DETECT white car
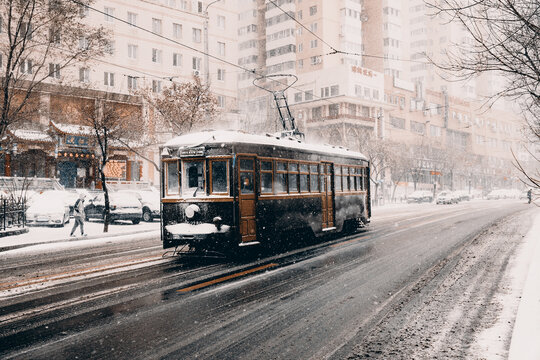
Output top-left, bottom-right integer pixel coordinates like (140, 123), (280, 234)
(436, 191), (459, 204)
(118, 189), (160, 222)
(26, 192), (70, 227)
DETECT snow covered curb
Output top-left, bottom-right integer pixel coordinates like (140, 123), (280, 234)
(508, 211), (540, 360)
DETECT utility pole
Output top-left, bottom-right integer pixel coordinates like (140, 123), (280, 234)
(204, 0), (221, 84)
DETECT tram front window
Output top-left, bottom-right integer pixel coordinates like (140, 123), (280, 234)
(183, 160), (205, 197)
(166, 161), (179, 195)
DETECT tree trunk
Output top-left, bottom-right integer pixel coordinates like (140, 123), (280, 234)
(100, 169), (110, 233)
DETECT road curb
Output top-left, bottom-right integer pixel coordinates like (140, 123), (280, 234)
(0, 228), (158, 253)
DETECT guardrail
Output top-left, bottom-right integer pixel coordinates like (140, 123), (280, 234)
(0, 199), (25, 232)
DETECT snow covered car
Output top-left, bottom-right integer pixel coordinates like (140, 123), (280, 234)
(25, 192), (70, 227)
(118, 189), (160, 222)
(436, 191), (459, 204)
(487, 189), (503, 200)
(85, 192), (143, 224)
(454, 190), (471, 201)
(407, 190), (433, 203)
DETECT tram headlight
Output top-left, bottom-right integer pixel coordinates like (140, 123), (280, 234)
(185, 204), (200, 219)
(213, 216), (223, 231)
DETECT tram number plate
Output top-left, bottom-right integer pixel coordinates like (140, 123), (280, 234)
(180, 147), (205, 157)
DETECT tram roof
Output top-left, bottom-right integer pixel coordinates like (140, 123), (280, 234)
(163, 130), (368, 160)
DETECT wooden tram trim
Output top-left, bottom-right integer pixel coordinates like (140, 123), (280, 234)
(163, 159), (180, 197)
(162, 197), (233, 203)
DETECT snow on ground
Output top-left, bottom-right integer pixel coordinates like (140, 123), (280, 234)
(0, 219), (160, 251)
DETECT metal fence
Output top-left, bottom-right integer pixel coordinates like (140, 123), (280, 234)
(0, 198), (25, 232)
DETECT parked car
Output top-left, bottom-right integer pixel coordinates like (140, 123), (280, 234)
(407, 190), (433, 203)
(436, 191), (459, 204)
(26, 192), (70, 227)
(118, 189), (160, 222)
(487, 189), (504, 200)
(85, 192), (143, 224)
(454, 190), (471, 201)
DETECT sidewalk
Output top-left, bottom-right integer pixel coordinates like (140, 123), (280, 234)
(0, 220), (160, 252)
(508, 210), (540, 360)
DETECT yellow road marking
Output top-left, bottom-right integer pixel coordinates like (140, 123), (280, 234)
(177, 263), (278, 293)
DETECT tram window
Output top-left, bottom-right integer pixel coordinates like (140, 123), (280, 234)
(240, 158), (254, 171)
(347, 167), (353, 191)
(184, 160), (204, 195)
(310, 164), (319, 192)
(335, 166), (342, 192)
(240, 172), (254, 194)
(166, 161), (179, 195)
(260, 160), (273, 194)
(299, 164), (309, 192)
(276, 161), (287, 193)
(211, 160), (228, 194)
(288, 163), (299, 193)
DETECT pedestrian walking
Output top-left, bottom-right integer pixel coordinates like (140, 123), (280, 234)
(70, 193), (87, 237)
(527, 189), (532, 204)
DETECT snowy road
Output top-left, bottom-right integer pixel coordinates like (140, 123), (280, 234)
(0, 200), (535, 359)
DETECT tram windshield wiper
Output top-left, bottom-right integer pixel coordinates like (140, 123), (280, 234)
(193, 187), (198, 197)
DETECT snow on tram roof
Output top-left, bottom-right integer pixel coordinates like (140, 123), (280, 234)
(164, 130), (367, 160)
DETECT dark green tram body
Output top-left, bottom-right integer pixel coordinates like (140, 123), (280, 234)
(160, 131), (370, 252)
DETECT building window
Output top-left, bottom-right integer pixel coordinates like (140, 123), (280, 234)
(330, 85), (339, 96)
(192, 28), (201, 43)
(79, 5), (89, 18)
(49, 63), (60, 79)
(217, 95), (225, 108)
(127, 12), (137, 26)
(310, 22), (317, 32)
(310, 56), (320, 65)
(104, 7), (114, 22)
(294, 92), (302, 102)
(329, 104), (339, 117)
(78, 36), (88, 50)
(217, 68), (225, 81)
(173, 53), (182, 67)
(192, 57), (201, 70)
(152, 48), (162, 63)
(310, 39), (317, 48)
(103, 72), (114, 86)
(49, 28), (61, 44)
(298, 43), (303, 52)
(105, 41), (115, 55)
(218, 41), (226, 56)
(309, 5), (317, 16)
(217, 15), (225, 29)
(297, 59), (304, 69)
(152, 80), (162, 93)
(305, 90), (313, 101)
(21, 22), (32, 40)
(152, 18), (162, 34)
(127, 76), (138, 90)
(173, 23), (182, 38)
(127, 44), (138, 59)
(20, 59), (33, 74)
(79, 67), (89, 83)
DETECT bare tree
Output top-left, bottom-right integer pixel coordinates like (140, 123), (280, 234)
(139, 75), (217, 136)
(427, 0), (540, 190)
(132, 75), (218, 170)
(356, 133), (393, 205)
(0, 0), (108, 138)
(78, 99), (140, 232)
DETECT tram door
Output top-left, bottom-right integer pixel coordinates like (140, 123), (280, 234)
(238, 157), (257, 242)
(321, 162), (335, 229)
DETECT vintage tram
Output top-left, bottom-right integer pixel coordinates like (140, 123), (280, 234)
(160, 130), (370, 253)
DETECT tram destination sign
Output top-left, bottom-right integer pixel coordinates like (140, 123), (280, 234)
(179, 146), (205, 157)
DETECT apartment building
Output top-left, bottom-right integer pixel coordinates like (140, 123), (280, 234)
(236, 0), (525, 196)
(1, 0), (239, 188)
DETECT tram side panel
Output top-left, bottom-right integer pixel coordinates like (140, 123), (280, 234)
(256, 196), (321, 243)
(162, 201), (235, 249)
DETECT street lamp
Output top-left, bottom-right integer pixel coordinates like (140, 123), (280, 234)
(204, 0), (221, 84)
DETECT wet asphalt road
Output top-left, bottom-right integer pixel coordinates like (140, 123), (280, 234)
(0, 200), (532, 359)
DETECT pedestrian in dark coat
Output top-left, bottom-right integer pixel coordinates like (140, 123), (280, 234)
(70, 193), (87, 237)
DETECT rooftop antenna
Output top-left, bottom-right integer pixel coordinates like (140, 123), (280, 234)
(253, 74), (304, 141)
